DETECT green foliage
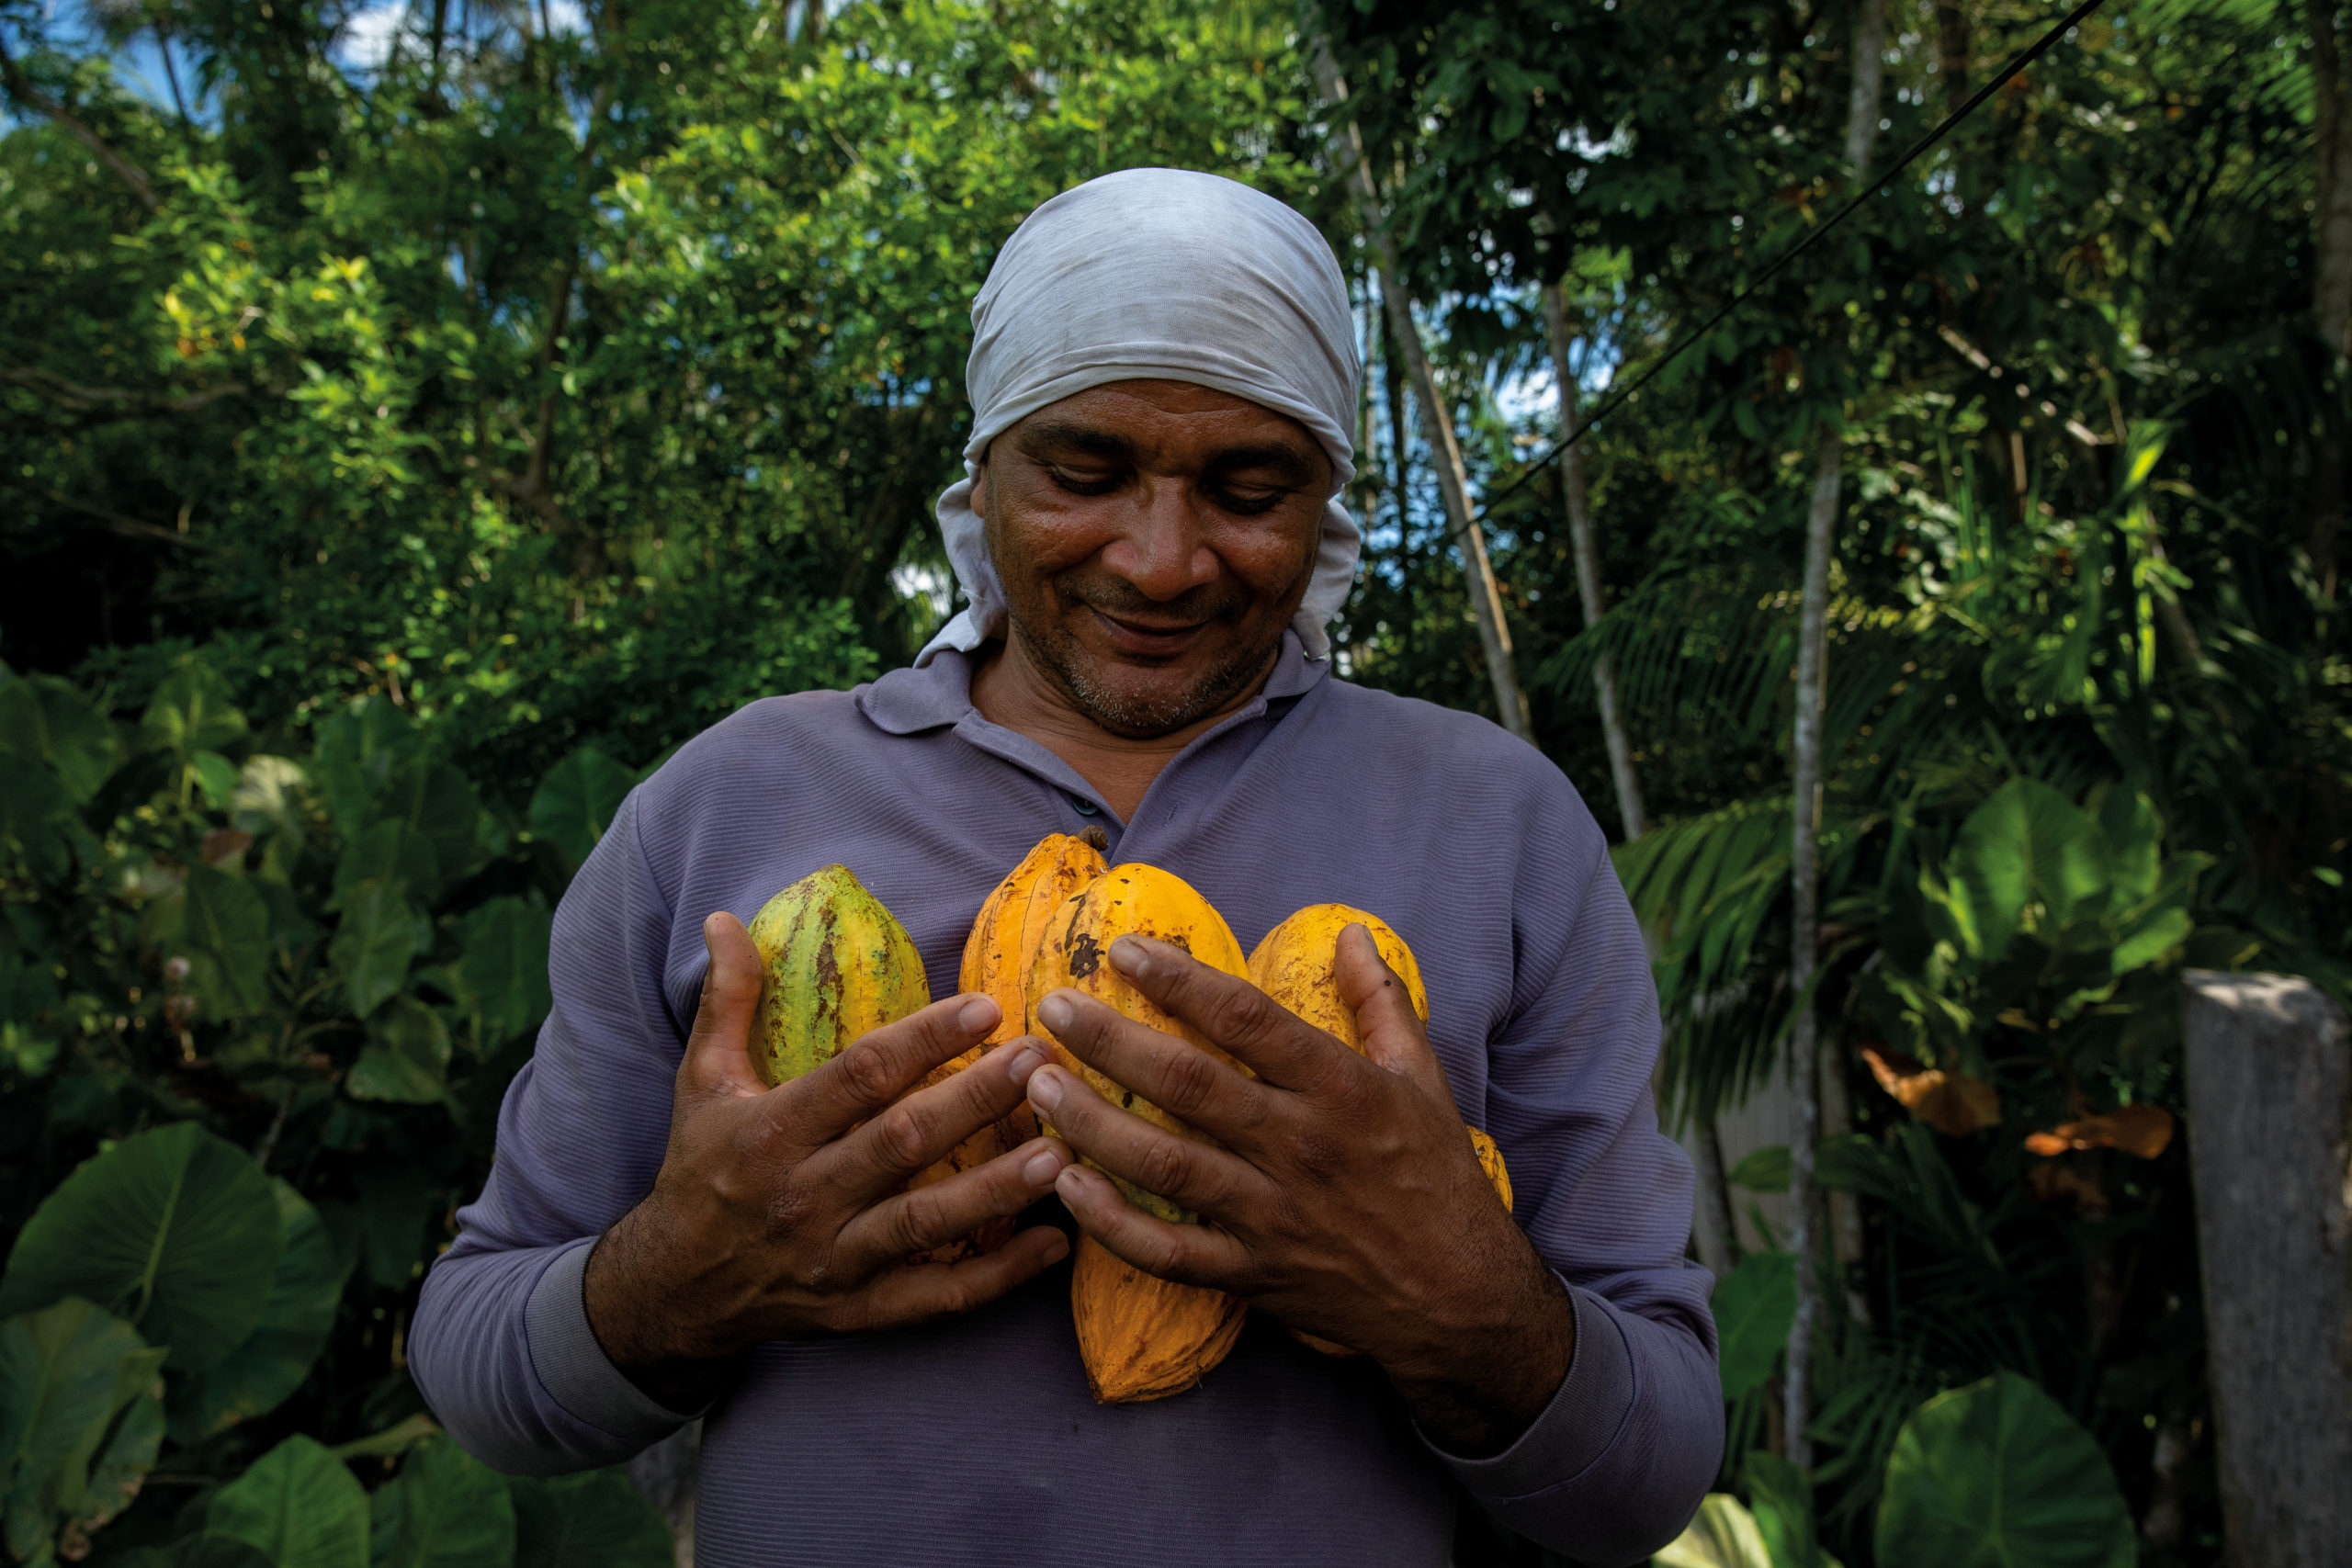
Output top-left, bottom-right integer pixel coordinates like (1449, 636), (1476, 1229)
(209, 1435), (370, 1568)
(0, 1124), (282, 1374)
(0, 1298), (166, 1565)
(1711, 1252), (1799, 1404)
(1875, 1373), (2135, 1568)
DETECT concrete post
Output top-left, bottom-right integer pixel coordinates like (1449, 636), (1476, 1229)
(2180, 971), (2352, 1568)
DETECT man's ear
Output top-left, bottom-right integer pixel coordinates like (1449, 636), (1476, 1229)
(969, 458), (988, 521)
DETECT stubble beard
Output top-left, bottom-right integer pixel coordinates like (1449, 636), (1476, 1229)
(1006, 582), (1291, 739)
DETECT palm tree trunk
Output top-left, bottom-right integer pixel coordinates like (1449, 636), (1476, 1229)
(1311, 43), (1532, 739)
(1786, 0), (1885, 1472)
(1539, 282), (1646, 838)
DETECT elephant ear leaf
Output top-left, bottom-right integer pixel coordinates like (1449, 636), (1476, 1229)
(1875, 1371), (2134, 1568)
(209, 1435), (368, 1568)
(374, 1435), (514, 1568)
(0, 1122), (282, 1372)
(0, 1298), (167, 1565)
(526, 748), (636, 883)
(508, 1469), (674, 1568)
(169, 1181), (350, 1441)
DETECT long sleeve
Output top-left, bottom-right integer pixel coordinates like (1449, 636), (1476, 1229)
(1427, 773), (1724, 1564)
(409, 790), (704, 1474)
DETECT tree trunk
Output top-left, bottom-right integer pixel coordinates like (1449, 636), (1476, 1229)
(1540, 281), (1646, 839)
(2308, 0), (2352, 594)
(1933, 0), (1970, 115)
(1311, 44), (1532, 740)
(1786, 0), (1886, 1471)
(2180, 972), (2352, 1568)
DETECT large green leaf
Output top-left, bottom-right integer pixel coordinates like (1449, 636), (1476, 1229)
(1874, 1371), (2135, 1568)
(0, 1122), (283, 1372)
(1712, 1252), (1798, 1403)
(1654, 1495), (1774, 1568)
(0, 677), (119, 805)
(460, 897), (553, 1048)
(141, 666), (249, 760)
(1951, 781), (2111, 953)
(347, 998), (451, 1104)
(169, 1181), (350, 1441)
(116, 1536), (276, 1568)
(527, 748), (636, 880)
(508, 1470), (675, 1568)
(332, 878), (418, 1020)
(181, 864), (274, 1020)
(372, 1436), (515, 1568)
(0, 1298), (168, 1565)
(1747, 1451), (1840, 1568)
(209, 1435), (368, 1568)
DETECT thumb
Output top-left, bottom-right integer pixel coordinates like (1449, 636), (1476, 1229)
(680, 911), (766, 1098)
(1334, 922), (1454, 1110)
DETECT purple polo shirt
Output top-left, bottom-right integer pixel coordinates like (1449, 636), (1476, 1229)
(410, 635), (1722, 1568)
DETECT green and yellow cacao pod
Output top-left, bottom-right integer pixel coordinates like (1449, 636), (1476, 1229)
(747, 863), (930, 1089)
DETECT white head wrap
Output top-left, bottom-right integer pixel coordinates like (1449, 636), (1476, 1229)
(915, 167), (1363, 665)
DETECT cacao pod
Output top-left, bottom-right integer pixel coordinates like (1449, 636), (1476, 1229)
(905, 831), (1113, 1263)
(1246, 903), (1513, 1358)
(1031, 862), (1249, 1403)
(747, 863), (929, 1088)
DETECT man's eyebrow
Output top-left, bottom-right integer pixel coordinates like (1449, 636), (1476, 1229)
(1018, 421), (1135, 461)
(1200, 442), (1320, 485)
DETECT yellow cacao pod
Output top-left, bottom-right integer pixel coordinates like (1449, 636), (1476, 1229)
(904, 832), (1113, 1263)
(1069, 1235), (1246, 1407)
(747, 864), (929, 1088)
(1031, 862), (1250, 1403)
(1247, 904), (1513, 1358)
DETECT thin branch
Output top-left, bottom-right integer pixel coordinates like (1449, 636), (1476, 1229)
(0, 365), (249, 418)
(0, 34), (162, 211)
(3, 475), (214, 548)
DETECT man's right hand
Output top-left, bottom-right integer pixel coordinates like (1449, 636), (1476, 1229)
(582, 911), (1073, 1406)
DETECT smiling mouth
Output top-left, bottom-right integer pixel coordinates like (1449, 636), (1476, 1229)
(1086, 606), (1212, 656)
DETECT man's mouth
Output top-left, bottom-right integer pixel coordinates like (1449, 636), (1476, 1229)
(1085, 605), (1211, 657)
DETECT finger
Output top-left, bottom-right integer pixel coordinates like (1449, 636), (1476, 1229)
(838, 1134), (1072, 1268)
(1034, 987), (1271, 1144)
(845, 1224), (1073, 1332)
(1103, 935), (1356, 1094)
(679, 912), (767, 1099)
(1053, 1163), (1252, 1290)
(1024, 1059), (1259, 1221)
(772, 992), (1003, 1147)
(1334, 923), (1455, 1106)
(806, 1032), (1047, 1201)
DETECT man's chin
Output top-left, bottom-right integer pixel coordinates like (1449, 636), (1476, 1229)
(1034, 630), (1282, 739)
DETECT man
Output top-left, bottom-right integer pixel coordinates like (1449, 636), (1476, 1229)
(411, 168), (1722, 1567)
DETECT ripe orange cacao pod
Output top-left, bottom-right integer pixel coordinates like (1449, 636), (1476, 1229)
(1246, 903), (1514, 1358)
(903, 831), (1113, 1263)
(1031, 862), (1250, 1403)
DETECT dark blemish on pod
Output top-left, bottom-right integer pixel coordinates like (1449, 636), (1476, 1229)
(1069, 930), (1103, 978)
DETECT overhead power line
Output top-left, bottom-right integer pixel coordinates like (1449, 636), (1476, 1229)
(1470, 0), (2111, 525)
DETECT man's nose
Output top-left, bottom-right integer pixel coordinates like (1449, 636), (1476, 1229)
(1100, 477), (1217, 602)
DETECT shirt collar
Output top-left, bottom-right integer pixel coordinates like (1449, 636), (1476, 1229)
(856, 629), (1329, 738)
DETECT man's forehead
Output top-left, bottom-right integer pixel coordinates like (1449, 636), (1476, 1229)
(1001, 381), (1326, 473)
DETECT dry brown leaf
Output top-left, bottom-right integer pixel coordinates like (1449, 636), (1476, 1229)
(1861, 1045), (2002, 1136)
(2022, 1105), (2175, 1160)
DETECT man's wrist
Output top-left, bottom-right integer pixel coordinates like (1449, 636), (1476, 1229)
(1378, 1263), (1577, 1458)
(582, 1205), (744, 1409)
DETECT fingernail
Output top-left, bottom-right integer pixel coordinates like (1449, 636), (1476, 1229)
(1037, 992), (1072, 1032)
(1109, 936), (1148, 976)
(1055, 1165), (1087, 1198)
(1043, 1232), (1070, 1264)
(1023, 1147), (1064, 1185)
(1003, 1041), (1046, 1080)
(957, 996), (998, 1033)
(1028, 1067), (1065, 1112)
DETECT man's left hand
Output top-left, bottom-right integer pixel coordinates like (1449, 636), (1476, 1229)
(1028, 923), (1575, 1455)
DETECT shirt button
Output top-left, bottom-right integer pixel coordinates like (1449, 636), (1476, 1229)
(1068, 795), (1100, 817)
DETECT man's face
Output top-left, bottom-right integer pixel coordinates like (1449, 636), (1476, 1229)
(972, 379), (1332, 739)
